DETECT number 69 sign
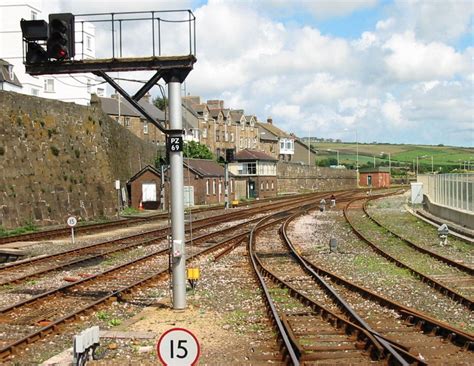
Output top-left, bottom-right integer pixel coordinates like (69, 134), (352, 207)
(157, 328), (200, 366)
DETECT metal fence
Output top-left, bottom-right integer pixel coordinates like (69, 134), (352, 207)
(418, 174), (473, 212)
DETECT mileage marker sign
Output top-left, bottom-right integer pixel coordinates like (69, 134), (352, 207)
(157, 328), (200, 366)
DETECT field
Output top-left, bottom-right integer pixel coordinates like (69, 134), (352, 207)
(310, 142), (473, 173)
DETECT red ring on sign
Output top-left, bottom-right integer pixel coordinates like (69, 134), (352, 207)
(157, 327), (200, 366)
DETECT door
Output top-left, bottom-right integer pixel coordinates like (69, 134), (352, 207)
(248, 180), (257, 198)
(184, 186), (194, 208)
(367, 175), (372, 186)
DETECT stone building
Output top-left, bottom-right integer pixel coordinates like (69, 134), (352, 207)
(0, 59), (22, 92)
(228, 149), (278, 199)
(94, 94), (166, 146)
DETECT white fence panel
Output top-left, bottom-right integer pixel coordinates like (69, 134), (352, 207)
(418, 174), (473, 212)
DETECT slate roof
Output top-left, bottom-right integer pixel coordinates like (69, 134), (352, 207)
(257, 124), (279, 142)
(127, 165), (161, 183)
(259, 121), (291, 138)
(0, 59), (22, 87)
(99, 96), (165, 122)
(184, 159), (232, 177)
(234, 149), (277, 161)
(209, 108), (222, 119)
(230, 109), (244, 122)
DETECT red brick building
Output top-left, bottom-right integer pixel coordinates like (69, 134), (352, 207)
(358, 167), (391, 188)
(127, 165), (162, 210)
(127, 160), (238, 209)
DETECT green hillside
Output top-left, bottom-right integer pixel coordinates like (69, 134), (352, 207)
(310, 142), (473, 174)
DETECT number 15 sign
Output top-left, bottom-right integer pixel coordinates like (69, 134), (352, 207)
(157, 328), (200, 366)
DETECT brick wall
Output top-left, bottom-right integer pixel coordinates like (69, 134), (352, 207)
(0, 91), (158, 228)
(277, 162), (356, 193)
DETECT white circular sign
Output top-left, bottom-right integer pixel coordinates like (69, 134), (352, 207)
(67, 216), (77, 227)
(157, 328), (200, 366)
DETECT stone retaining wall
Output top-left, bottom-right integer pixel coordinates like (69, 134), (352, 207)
(0, 91), (157, 228)
(277, 162), (357, 193)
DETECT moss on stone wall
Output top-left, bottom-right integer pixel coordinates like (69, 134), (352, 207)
(0, 91), (157, 228)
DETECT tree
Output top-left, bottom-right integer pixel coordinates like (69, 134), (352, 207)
(153, 96), (168, 111)
(183, 141), (214, 159)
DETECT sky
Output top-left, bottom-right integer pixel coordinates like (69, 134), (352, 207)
(44, 0), (473, 147)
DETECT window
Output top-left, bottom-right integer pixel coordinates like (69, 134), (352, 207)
(216, 132), (220, 142)
(230, 180), (233, 193)
(31, 11), (37, 20)
(241, 122), (245, 130)
(260, 182), (264, 190)
(271, 182), (274, 190)
(143, 121), (149, 134)
(124, 117), (130, 127)
(212, 180), (216, 195)
(242, 162), (256, 175)
(224, 132), (228, 142)
(44, 79), (54, 92)
(266, 182), (269, 190)
(218, 182), (222, 195)
(31, 88), (39, 96)
(7, 65), (14, 80)
(86, 35), (92, 51)
(230, 132), (234, 142)
(206, 180), (209, 195)
(202, 128), (207, 138)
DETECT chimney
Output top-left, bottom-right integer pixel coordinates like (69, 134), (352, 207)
(142, 93), (151, 103)
(267, 117), (273, 124)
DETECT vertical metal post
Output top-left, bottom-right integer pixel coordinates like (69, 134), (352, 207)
(224, 162), (229, 209)
(160, 164), (166, 211)
(169, 81), (186, 310)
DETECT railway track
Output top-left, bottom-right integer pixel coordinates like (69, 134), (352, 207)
(344, 196), (474, 310)
(0, 191), (322, 246)
(0, 193), (331, 288)
(0, 190), (345, 361)
(281, 209), (474, 363)
(363, 196), (474, 275)
(247, 196), (473, 364)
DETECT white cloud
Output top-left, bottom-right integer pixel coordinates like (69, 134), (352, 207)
(51, 0), (473, 146)
(382, 31), (467, 81)
(393, 0), (474, 43)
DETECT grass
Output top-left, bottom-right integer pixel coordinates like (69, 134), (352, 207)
(353, 255), (411, 277)
(311, 142), (473, 172)
(0, 222), (38, 238)
(121, 207), (140, 215)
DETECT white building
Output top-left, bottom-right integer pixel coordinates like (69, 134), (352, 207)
(0, 0), (102, 105)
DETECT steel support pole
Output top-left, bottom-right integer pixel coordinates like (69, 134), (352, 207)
(224, 162), (229, 209)
(169, 81), (186, 310)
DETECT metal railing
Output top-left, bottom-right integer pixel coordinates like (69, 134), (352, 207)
(418, 174), (473, 212)
(74, 10), (196, 60)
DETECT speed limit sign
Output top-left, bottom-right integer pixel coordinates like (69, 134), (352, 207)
(157, 328), (200, 366)
(67, 216), (77, 227)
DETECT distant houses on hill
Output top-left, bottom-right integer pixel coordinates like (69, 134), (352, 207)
(93, 94), (318, 166)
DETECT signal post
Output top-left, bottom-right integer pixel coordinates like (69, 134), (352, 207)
(21, 10), (197, 310)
